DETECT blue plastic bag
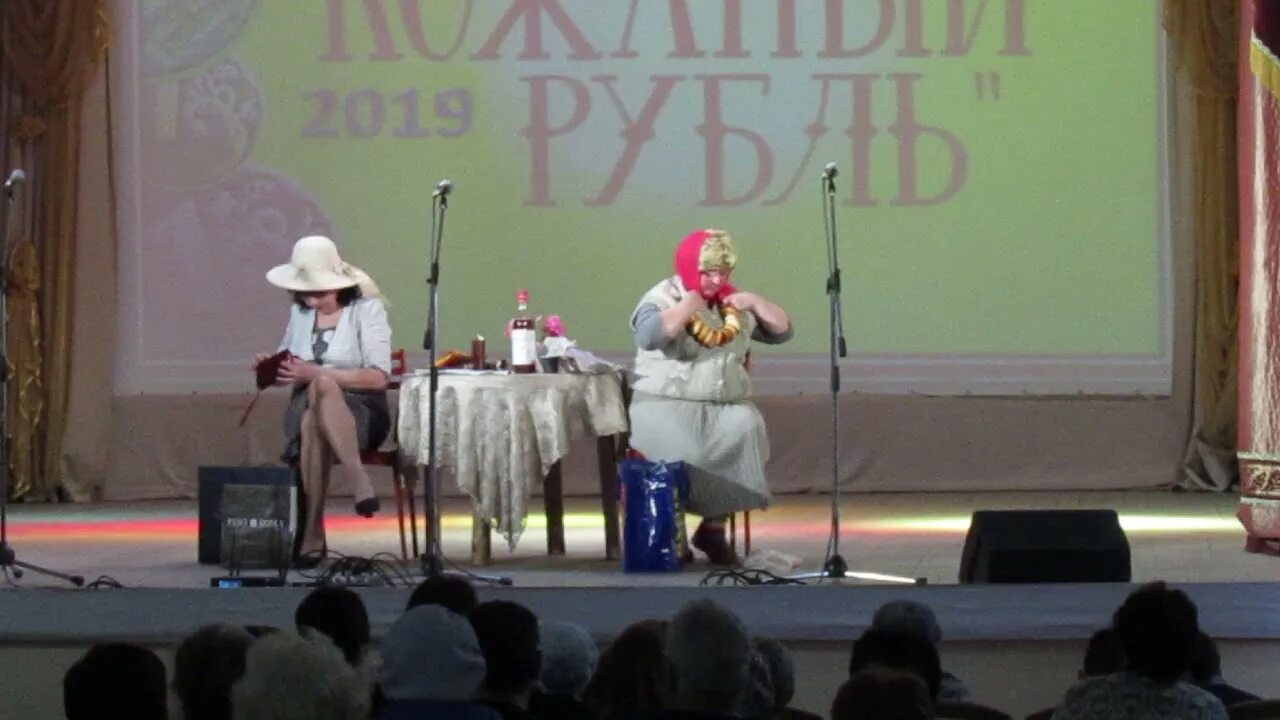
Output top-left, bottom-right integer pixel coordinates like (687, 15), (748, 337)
(620, 458), (688, 573)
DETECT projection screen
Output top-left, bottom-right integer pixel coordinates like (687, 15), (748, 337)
(114, 0), (1169, 395)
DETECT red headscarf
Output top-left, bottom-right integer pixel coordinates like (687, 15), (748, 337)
(674, 229), (737, 303)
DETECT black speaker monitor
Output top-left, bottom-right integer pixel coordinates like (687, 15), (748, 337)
(958, 509), (1131, 584)
(197, 466), (297, 566)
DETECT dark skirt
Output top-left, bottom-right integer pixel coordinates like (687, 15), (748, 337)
(281, 386), (391, 465)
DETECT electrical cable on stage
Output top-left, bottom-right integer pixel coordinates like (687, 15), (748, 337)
(438, 552), (514, 586)
(294, 549), (415, 588)
(85, 575), (125, 589)
(700, 568), (807, 587)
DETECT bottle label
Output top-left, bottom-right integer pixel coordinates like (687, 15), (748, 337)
(511, 328), (537, 366)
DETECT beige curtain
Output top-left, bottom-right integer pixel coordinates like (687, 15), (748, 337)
(1164, 0), (1241, 490)
(0, 1), (109, 500)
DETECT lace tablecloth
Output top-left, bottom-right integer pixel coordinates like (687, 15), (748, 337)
(397, 371), (628, 548)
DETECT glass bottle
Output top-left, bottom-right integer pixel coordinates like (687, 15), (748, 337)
(510, 289), (537, 374)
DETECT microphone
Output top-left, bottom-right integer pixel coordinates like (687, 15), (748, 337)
(432, 179), (453, 197)
(4, 169), (25, 195)
(822, 162), (838, 179)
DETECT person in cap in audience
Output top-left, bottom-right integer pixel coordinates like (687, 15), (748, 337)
(659, 598), (754, 718)
(1052, 582), (1226, 720)
(1028, 627), (1128, 720)
(173, 624), (254, 720)
(530, 620), (600, 720)
(739, 644), (776, 720)
(378, 604), (501, 720)
(870, 599), (971, 702)
(754, 637), (821, 720)
(295, 586), (371, 667)
(470, 600), (543, 720)
(232, 630), (371, 720)
(1080, 627), (1125, 679)
(583, 619), (670, 720)
(848, 627), (942, 704)
(256, 235), (392, 567)
(64, 643), (168, 720)
(831, 665), (934, 720)
(406, 574), (479, 615)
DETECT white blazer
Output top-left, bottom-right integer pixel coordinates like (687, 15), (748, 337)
(276, 297), (392, 375)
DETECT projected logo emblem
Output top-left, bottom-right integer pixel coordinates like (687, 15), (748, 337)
(141, 0), (261, 78)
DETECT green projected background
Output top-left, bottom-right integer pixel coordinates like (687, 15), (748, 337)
(122, 0), (1164, 393)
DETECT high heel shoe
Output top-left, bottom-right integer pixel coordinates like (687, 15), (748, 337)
(355, 497), (380, 518)
(292, 547), (326, 570)
(293, 553), (324, 570)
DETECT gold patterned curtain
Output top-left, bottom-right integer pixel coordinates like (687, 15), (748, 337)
(0, 1), (109, 500)
(1164, 0), (1241, 490)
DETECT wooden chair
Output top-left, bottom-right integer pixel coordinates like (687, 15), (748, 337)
(729, 511), (753, 556)
(934, 701), (1014, 720)
(1230, 700), (1280, 720)
(730, 349), (756, 556)
(357, 348), (421, 560)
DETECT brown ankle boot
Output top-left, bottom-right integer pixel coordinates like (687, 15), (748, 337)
(691, 520), (739, 566)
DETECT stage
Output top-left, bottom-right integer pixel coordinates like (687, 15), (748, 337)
(4, 487), (1280, 647)
(2, 489), (1274, 590)
(3, 489), (1280, 719)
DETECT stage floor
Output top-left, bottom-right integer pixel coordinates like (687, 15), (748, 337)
(2, 489), (1274, 589)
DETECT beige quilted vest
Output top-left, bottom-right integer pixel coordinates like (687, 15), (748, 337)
(630, 276), (754, 403)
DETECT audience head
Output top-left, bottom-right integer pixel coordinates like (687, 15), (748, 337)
(294, 586), (370, 666)
(407, 575), (479, 615)
(231, 630), (370, 720)
(470, 600), (542, 702)
(832, 665), (934, 720)
(663, 598), (753, 714)
(1188, 631), (1223, 685)
(64, 643), (168, 720)
(538, 620), (599, 699)
(848, 627), (942, 702)
(380, 604), (487, 702)
(583, 619), (669, 720)
(871, 600), (943, 646)
(173, 624), (255, 720)
(754, 637), (796, 710)
(1112, 581), (1200, 684)
(1080, 627), (1125, 678)
(739, 645), (776, 719)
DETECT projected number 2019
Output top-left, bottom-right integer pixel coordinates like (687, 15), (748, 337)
(301, 87), (472, 139)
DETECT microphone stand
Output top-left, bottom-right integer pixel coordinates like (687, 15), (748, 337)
(789, 165), (924, 586)
(0, 171), (83, 587)
(418, 181), (510, 585)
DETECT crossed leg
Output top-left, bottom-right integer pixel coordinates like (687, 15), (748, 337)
(296, 376), (377, 557)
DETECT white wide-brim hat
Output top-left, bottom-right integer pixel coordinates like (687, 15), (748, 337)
(266, 235), (381, 298)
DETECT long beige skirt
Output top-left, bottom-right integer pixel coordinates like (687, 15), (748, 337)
(627, 391), (773, 518)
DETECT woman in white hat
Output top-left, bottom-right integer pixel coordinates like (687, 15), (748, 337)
(254, 235), (392, 567)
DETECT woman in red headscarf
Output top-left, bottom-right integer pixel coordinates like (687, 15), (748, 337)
(628, 229), (793, 565)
